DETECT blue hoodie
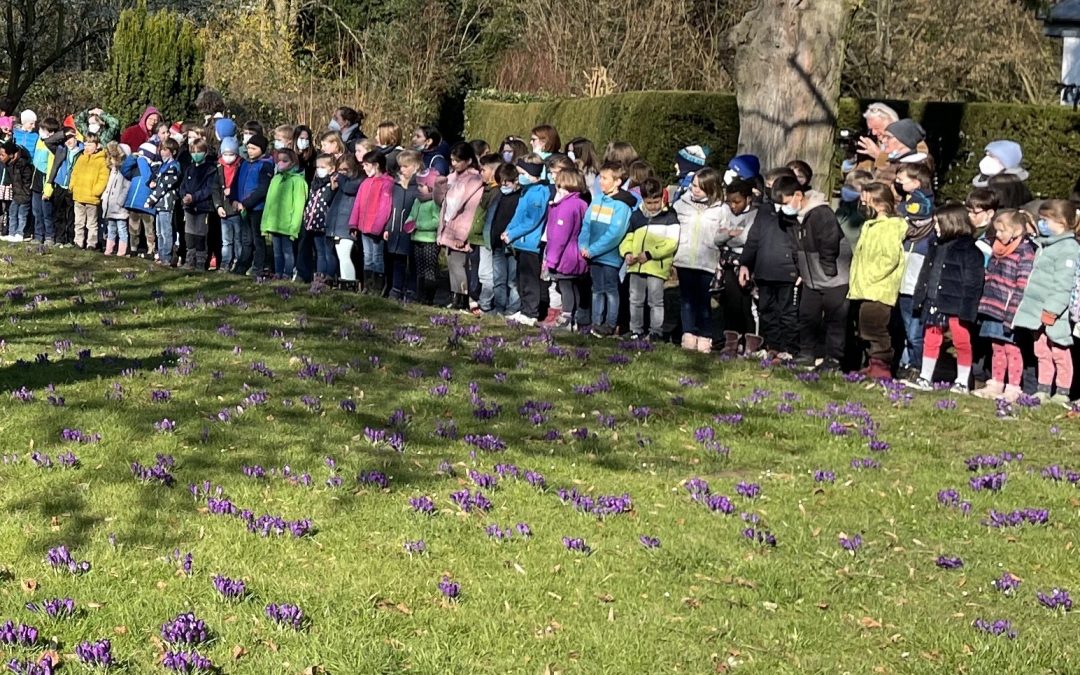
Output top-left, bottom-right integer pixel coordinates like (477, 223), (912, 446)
(578, 190), (634, 268)
(235, 154), (274, 212)
(422, 141), (450, 176)
(503, 182), (551, 254)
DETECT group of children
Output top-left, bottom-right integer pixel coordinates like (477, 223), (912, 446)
(2, 99), (1080, 402)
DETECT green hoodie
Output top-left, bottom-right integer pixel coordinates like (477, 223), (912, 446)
(408, 197), (441, 244)
(262, 169), (308, 238)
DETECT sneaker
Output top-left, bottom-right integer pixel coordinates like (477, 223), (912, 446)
(590, 326), (613, 339)
(515, 315), (536, 327)
(950, 382), (969, 395)
(1049, 393), (1071, 407)
(750, 348), (770, 360)
(905, 377), (933, 391)
(627, 332), (644, 341)
(647, 332), (664, 342)
(793, 354), (817, 368)
(815, 358), (841, 372)
(775, 352), (795, 362)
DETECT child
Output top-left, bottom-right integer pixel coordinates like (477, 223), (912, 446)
(145, 138), (181, 265)
(325, 155), (362, 289)
(232, 134), (274, 276)
(580, 161), (635, 337)
(621, 177), (679, 340)
(671, 145), (709, 203)
(965, 188), (1000, 264)
(437, 143), (485, 311)
(626, 160), (654, 203)
(543, 168), (589, 329)
(180, 139), (217, 270)
(262, 149), (309, 279)
(349, 150), (395, 294)
(122, 142), (159, 258)
(273, 125), (294, 151)
(973, 210), (1037, 401)
(384, 150), (422, 299)
(908, 205), (985, 392)
(408, 169), (442, 304)
(0, 121), (11, 234)
(100, 142), (130, 256)
(502, 155), (553, 326)
(302, 153), (338, 284)
(772, 174), (851, 370)
(1011, 199), (1080, 404)
(714, 179), (759, 356)
(673, 167), (725, 351)
(482, 162), (523, 316)
(466, 153), (503, 313)
(31, 117), (62, 245)
(847, 182), (907, 379)
(786, 160), (812, 190)
(412, 126), (450, 175)
(0, 141), (33, 242)
(69, 133), (108, 250)
(48, 128), (82, 246)
(836, 169), (873, 248)
(895, 163), (934, 223)
(374, 121), (404, 176)
(212, 136), (242, 272)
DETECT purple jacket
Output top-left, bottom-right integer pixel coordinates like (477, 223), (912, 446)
(544, 192), (588, 276)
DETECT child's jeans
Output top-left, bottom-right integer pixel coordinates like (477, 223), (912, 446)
(629, 273), (665, 336)
(313, 233), (335, 278)
(491, 248), (521, 315)
(107, 218), (129, 243)
(897, 294), (923, 369)
(361, 233), (384, 273)
(387, 252), (409, 298)
(590, 263), (620, 329)
(73, 202), (100, 249)
(676, 267), (712, 337)
(155, 210), (174, 263)
(220, 215), (241, 271)
(31, 191), (54, 242)
(8, 201), (30, 237)
(271, 233), (295, 279)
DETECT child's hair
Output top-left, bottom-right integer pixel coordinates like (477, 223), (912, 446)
(725, 178), (755, 199)
(693, 168), (724, 205)
(897, 162), (933, 189)
(40, 117), (60, 133)
(786, 159), (812, 186)
(603, 141), (639, 170)
(598, 160), (628, 184)
(554, 166), (586, 194)
(500, 136), (528, 162)
(639, 176), (664, 201)
(861, 182), (896, 216)
(470, 139), (490, 158)
(397, 149), (422, 169)
(336, 107), (365, 129)
(934, 204), (973, 240)
(276, 148), (299, 165)
(315, 152), (335, 167)
(160, 138), (180, 155)
(627, 160), (655, 188)
(496, 162), (519, 184)
(274, 124), (294, 140)
(479, 152), (502, 170)
(375, 121), (402, 147)
(991, 209), (1033, 238)
(83, 132), (101, 146)
(320, 131), (345, 155)
(361, 150), (387, 173)
(530, 125), (561, 154)
(354, 138), (376, 156)
(336, 154), (359, 176)
(964, 187), (1000, 212)
(105, 141), (125, 167)
(417, 125), (442, 147)
(190, 138), (208, 153)
(565, 137), (600, 174)
(763, 167), (797, 187)
(449, 142), (479, 170)
(155, 121), (169, 136)
(988, 173), (1034, 209)
(243, 120), (264, 136)
(547, 155), (575, 174)
(843, 169), (874, 190)
(1039, 198), (1080, 232)
(770, 175), (805, 201)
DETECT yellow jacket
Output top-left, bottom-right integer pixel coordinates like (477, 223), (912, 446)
(70, 151), (110, 205)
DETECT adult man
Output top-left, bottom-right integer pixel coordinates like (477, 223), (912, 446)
(873, 118), (932, 188)
(849, 103), (930, 174)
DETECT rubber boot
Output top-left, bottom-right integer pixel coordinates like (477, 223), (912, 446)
(104, 240), (115, 256)
(117, 241), (128, 257)
(195, 251), (208, 272)
(720, 330), (741, 357)
(867, 357), (892, 380)
(973, 379), (1005, 400)
(742, 334), (764, 357)
(681, 333), (698, 351)
(185, 250), (198, 271)
(696, 337), (713, 354)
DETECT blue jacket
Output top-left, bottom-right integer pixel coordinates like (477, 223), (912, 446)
(51, 144), (82, 190)
(121, 154), (157, 215)
(579, 191), (634, 268)
(234, 155), (274, 212)
(13, 129), (38, 159)
(422, 141), (450, 176)
(503, 182), (551, 254)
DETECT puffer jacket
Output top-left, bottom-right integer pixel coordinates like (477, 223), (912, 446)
(349, 172), (394, 236)
(325, 174), (363, 240)
(146, 159), (182, 213)
(978, 238), (1036, 327)
(793, 191), (851, 290)
(912, 235), (985, 323)
(235, 155), (274, 212)
(544, 192), (589, 276)
(181, 160), (217, 214)
(5, 151), (34, 205)
(121, 154), (157, 214)
(738, 200), (799, 283)
(69, 150), (109, 205)
(408, 195), (441, 244)
(437, 168), (485, 251)
(673, 192), (725, 273)
(847, 215), (907, 305)
(1013, 233), (1080, 345)
(580, 190), (634, 268)
(714, 204), (757, 255)
(619, 204), (680, 279)
(211, 160), (241, 218)
(302, 175), (335, 233)
(100, 166), (130, 219)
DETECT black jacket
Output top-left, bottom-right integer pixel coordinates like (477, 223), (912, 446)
(181, 161), (217, 214)
(793, 200), (851, 290)
(385, 177), (420, 256)
(739, 202), (799, 283)
(5, 152), (34, 205)
(325, 174), (363, 240)
(912, 235), (984, 323)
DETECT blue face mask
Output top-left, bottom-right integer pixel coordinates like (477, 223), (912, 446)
(518, 174), (533, 187)
(502, 151), (514, 163)
(500, 185), (515, 195)
(1037, 219), (1054, 237)
(887, 151), (902, 160)
(840, 186), (861, 203)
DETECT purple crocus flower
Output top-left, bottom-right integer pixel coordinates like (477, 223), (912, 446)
(562, 537), (592, 555)
(969, 472), (1007, 492)
(742, 528), (777, 547)
(6, 655), (56, 675)
(972, 618), (1017, 639)
(265, 603), (305, 630)
(463, 433), (506, 452)
(1037, 588), (1073, 611)
(162, 650), (214, 673)
(936, 555), (964, 569)
(212, 575), (246, 601)
(735, 482), (761, 499)
(44, 545), (90, 575)
(410, 496), (436, 515)
(358, 470), (389, 489)
(26, 597), (76, 619)
(813, 469), (836, 484)
(993, 571), (1022, 594)
(839, 533), (862, 552)
(75, 638), (112, 666)
(0, 620), (39, 647)
(639, 535), (660, 549)
(438, 575), (461, 599)
(515, 522), (532, 537)
(403, 540), (427, 555)
(161, 612), (210, 645)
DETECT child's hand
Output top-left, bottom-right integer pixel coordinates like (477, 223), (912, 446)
(737, 266), (751, 287)
(1041, 309), (1058, 326)
(500, 233), (509, 243)
(217, 207), (226, 218)
(383, 231), (389, 241)
(624, 253), (634, 265)
(149, 181), (157, 189)
(580, 248), (590, 259)
(182, 194), (192, 205)
(330, 175), (338, 190)
(224, 187), (230, 197)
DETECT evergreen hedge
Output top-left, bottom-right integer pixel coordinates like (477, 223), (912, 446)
(467, 92), (1080, 200)
(107, 1), (204, 126)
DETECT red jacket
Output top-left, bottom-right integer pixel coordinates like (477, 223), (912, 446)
(119, 106), (160, 151)
(348, 173), (394, 236)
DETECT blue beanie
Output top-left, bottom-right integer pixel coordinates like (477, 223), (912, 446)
(675, 145), (710, 176)
(220, 136), (239, 155)
(984, 140), (1022, 171)
(728, 154), (761, 180)
(215, 118), (237, 141)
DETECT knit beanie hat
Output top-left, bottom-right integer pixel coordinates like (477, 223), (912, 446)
(138, 141), (158, 157)
(20, 110), (37, 127)
(0, 116), (12, 132)
(219, 136), (239, 155)
(516, 158), (544, 178)
(885, 119), (925, 152)
(675, 145), (710, 176)
(724, 154), (761, 186)
(215, 118), (237, 141)
(984, 140), (1022, 170)
(246, 134), (269, 153)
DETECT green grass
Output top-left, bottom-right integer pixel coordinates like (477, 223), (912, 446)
(0, 245), (1077, 673)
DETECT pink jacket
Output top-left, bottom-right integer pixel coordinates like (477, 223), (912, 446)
(437, 168), (485, 252)
(348, 173), (394, 236)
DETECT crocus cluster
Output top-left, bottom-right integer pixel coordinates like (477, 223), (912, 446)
(494, 463), (519, 479)
(813, 469), (836, 484)
(993, 572), (1023, 594)
(75, 638), (113, 667)
(850, 458), (881, 470)
(562, 537), (592, 555)
(0, 620), (38, 646)
(684, 478), (735, 514)
(1041, 465), (1080, 483)
(467, 470), (499, 490)
(131, 454), (176, 486)
(639, 535), (661, 549)
(573, 372), (612, 396)
(969, 472), (1007, 492)
(839, 533), (862, 552)
(170, 549), (194, 575)
(463, 433), (507, 452)
(983, 508), (1049, 528)
(1037, 588), (1072, 611)
(449, 489), (493, 513)
(524, 470), (547, 490)
(212, 575), (246, 601)
(965, 452), (1022, 471)
(936, 555), (964, 569)
(438, 575), (461, 599)
(155, 418), (177, 433)
(742, 528), (777, 547)
(265, 603), (305, 630)
(45, 545), (90, 575)
(358, 470), (390, 489)
(403, 540), (427, 555)
(25, 597), (76, 619)
(735, 482), (761, 499)
(937, 489), (973, 514)
(5, 656), (55, 675)
(972, 618), (1017, 638)
(60, 428), (100, 444)
(410, 496), (436, 515)
(556, 488), (633, 517)
(244, 513), (313, 538)
(151, 388), (173, 403)
(161, 612), (210, 645)
(162, 650), (215, 673)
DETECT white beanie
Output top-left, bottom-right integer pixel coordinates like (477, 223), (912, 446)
(20, 110), (37, 126)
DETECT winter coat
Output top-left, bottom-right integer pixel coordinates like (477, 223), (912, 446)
(121, 154), (157, 214)
(484, 189), (521, 251)
(504, 182), (553, 254)
(181, 161), (217, 214)
(899, 229), (936, 296)
(408, 197), (441, 244)
(580, 190), (635, 268)
(74, 109), (121, 145)
(211, 160), (241, 218)
(325, 174), (362, 240)
(714, 204), (757, 255)
(847, 216), (907, 306)
(119, 106), (160, 150)
(438, 169), (485, 251)
(673, 193), (725, 273)
(793, 192), (851, 290)
(835, 200), (865, 248)
(349, 173), (394, 236)
(376, 145), (402, 176)
(739, 201), (799, 283)
(912, 235), (985, 324)
(4, 152), (34, 205)
(13, 129), (38, 159)
(31, 133), (61, 196)
(978, 238), (1036, 328)
(1013, 233), (1080, 345)
(421, 141), (450, 176)
(619, 204), (680, 279)
(261, 169), (309, 238)
(69, 150), (109, 205)
(544, 192), (589, 276)
(100, 166), (130, 220)
(468, 185), (496, 247)
(146, 159), (182, 214)
(235, 155), (274, 212)
(385, 178), (419, 256)
(49, 143), (82, 190)
(302, 176), (335, 234)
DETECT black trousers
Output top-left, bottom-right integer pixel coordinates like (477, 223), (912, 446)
(719, 267), (756, 335)
(516, 250), (542, 319)
(799, 284), (849, 361)
(757, 281), (799, 354)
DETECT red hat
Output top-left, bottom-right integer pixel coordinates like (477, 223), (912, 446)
(170, 122), (184, 135)
(63, 114), (76, 130)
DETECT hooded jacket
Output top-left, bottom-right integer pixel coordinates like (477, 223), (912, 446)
(580, 189), (635, 268)
(31, 132), (62, 196)
(69, 150), (109, 205)
(302, 174), (335, 234)
(544, 191), (589, 276)
(438, 168), (485, 251)
(408, 193), (441, 244)
(620, 203), (680, 279)
(100, 165), (130, 220)
(119, 106), (160, 150)
(261, 168), (309, 238)
(385, 177), (420, 256)
(792, 190), (851, 290)
(121, 152), (158, 214)
(4, 150), (33, 205)
(349, 172), (395, 236)
(738, 201), (799, 283)
(181, 159), (218, 214)
(673, 192), (725, 273)
(504, 182), (552, 254)
(421, 141), (450, 176)
(847, 215), (907, 305)
(1013, 233), (1080, 345)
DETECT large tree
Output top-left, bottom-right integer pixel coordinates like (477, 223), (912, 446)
(724, 0), (851, 189)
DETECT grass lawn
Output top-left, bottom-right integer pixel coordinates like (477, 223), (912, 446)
(0, 244), (1077, 674)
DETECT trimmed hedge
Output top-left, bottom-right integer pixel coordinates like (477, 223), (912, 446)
(467, 92), (1080, 201)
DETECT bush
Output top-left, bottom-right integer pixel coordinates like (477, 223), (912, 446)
(468, 92), (1080, 200)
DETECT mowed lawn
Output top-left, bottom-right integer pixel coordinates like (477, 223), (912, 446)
(0, 244), (1077, 674)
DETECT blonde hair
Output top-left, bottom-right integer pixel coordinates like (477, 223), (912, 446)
(1039, 199), (1080, 233)
(105, 141), (126, 168)
(376, 121), (402, 147)
(554, 167), (587, 194)
(274, 124), (295, 140)
(354, 138), (376, 156)
(319, 131), (345, 155)
(991, 209), (1033, 238)
(397, 149), (422, 168)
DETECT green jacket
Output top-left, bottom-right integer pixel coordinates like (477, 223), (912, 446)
(408, 198), (441, 244)
(468, 185), (496, 247)
(261, 169), (308, 238)
(1013, 233), (1080, 346)
(847, 215), (907, 305)
(618, 205), (680, 279)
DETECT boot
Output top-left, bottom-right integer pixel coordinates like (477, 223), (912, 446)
(360, 271), (372, 295)
(185, 251), (197, 271)
(720, 331), (741, 357)
(681, 333), (698, 351)
(973, 379), (1005, 400)
(117, 241), (128, 257)
(1002, 385), (1022, 403)
(867, 357), (892, 380)
(742, 334), (764, 357)
(696, 337), (713, 354)
(104, 240), (115, 256)
(195, 251), (208, 272)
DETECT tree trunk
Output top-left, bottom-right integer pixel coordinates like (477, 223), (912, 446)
(725, 0), (850, 190)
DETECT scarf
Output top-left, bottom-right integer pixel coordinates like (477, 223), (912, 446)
(991, 236), (1021, 259)
(905, 218), (935, 242)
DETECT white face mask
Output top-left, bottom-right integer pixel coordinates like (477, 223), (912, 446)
(273, 140), (286, 150)
(979, 155), (1005, 177)
(781, 204), (799, 216)
(328, 119), (341, 132)
(296, 138), (310, 151)
(170, 132), (184, 144)
(88, 123), (100, 134)
(242, 133), (253, 145)
(723, 169), (738, 186)
(567, 150), (576, 162)
(316, 167), (331, 178)
(221, 154), (237, 165)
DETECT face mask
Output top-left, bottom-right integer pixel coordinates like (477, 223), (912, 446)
(276, 161), (293, 172)
(567, 150), (576, 162)
(328, 119), (341, 132)
(723, 169), (739, 186)
(501, 150), (514, 163)
(979, 155), (1005, 177)
(316, 167), (331, 179)
(893, 180), (907, 195)
(887, 151), (901, 160)
(500, 185), (515, 195)
(781, 204), (799, 216)
(518, 174), (533, 187)
(273, 140), (286, 150)
(170, 132), (184, 145)
(191, 152), (206, 163)
(242, 133), (253, 145)
(221, 154), (237, 165)
(296, 138), (310, 151)
(840, 186), (861, 202)
(88, 123), (100, 134)
(537, 150), (552, 161)
(1037, 219), (1054, 237)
